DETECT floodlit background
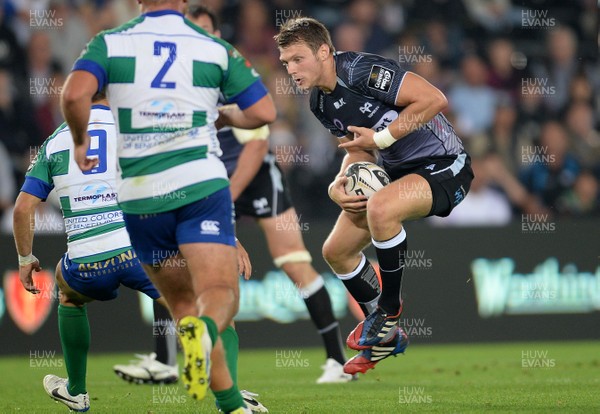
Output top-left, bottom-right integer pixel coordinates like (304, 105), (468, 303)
(0, 0), (598, 225)
(0, 1), (598, 412)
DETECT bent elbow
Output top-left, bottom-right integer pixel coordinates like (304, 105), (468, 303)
(434, 92), (448, 113)
(60, 86), (83, 111)
(258, 94), (277, 124)
(13, 194), (33, 221)
(12, 200), (26, 219)
(262, 106), (277, 124)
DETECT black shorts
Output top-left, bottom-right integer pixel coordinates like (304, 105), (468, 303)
(235, 155), (293, 219)
(384, 153), (474, 218)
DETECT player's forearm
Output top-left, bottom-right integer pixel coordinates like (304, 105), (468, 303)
(390, 97), (445, 140)
(13, 203), (35, 256)
(390, 72), (448, 141)
(337, 150), (376, 178)
(219, 106), (266, 129)
(218, 95), (276, 130)
(229, 141), (268, 201)
(61, 73), (96, 146)
(62, 98), (91, 146)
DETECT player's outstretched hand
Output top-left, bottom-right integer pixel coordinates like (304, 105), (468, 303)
(19, 260), (42, 294)
(74, 138), (98, 172)
(236, 239), (252, 280)
(339, 126), (378, 151)
(328, 176), (368, 213)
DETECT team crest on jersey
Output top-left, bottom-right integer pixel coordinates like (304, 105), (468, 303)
(368, 65), (395, 92)
(359, 102), (373, 114)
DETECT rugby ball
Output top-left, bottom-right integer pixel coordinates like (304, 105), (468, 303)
(344, 162), (391, 198)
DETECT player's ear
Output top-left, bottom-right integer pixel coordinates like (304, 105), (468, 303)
(319, 44), (329, 61)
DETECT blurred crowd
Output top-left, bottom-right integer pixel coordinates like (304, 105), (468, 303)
(0, 0), (598, 231)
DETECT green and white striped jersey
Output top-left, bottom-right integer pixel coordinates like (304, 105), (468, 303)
(72, 10), (268, 214)
(22, 105), (131, 263)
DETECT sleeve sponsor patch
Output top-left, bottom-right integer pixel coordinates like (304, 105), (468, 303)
(368, 65), (395, 92)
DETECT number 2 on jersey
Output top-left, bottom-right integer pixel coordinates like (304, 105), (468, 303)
(151, 41), (177, 89)
(83, 129), (107, 175)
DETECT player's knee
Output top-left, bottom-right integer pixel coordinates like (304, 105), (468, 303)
(367, 195), (397, 226)
(228, 282), (240, 304)
(322, 239), (337, 266)
(58, 289), (69, 305)
(322, 241), (348, 271)
(55, 268), (85, 306)
(169, 301), (197, 321)
(196, 283), (239, 307)
(230, 295), (240, 318)
(58, 289), (85, 307)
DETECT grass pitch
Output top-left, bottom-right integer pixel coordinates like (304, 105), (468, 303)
(0, 341), (598, 413)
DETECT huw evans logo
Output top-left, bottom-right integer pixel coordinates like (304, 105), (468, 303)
(521, 213), (555, 233)
(521, 350), (555, 368)
(398, 45), (433, 64)
(521, 9), (556, 28)
(399, 386), (432, 404)
(30, 10), (63, 28)
(521, 146), (555, 165)
(275, 9), (303, 27)
(275, 350), (310, 368)
(521, 78), (555, 97)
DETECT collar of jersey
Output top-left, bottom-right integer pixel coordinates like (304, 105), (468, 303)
(91, 104), (110, 110)
(143, 10), (183, 18)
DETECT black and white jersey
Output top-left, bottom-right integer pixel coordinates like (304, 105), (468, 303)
(310, 52), (464, 167)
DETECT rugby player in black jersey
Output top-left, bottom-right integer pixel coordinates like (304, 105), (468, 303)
(192, 6), (353, 385)
(276, 17), (473, 374)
